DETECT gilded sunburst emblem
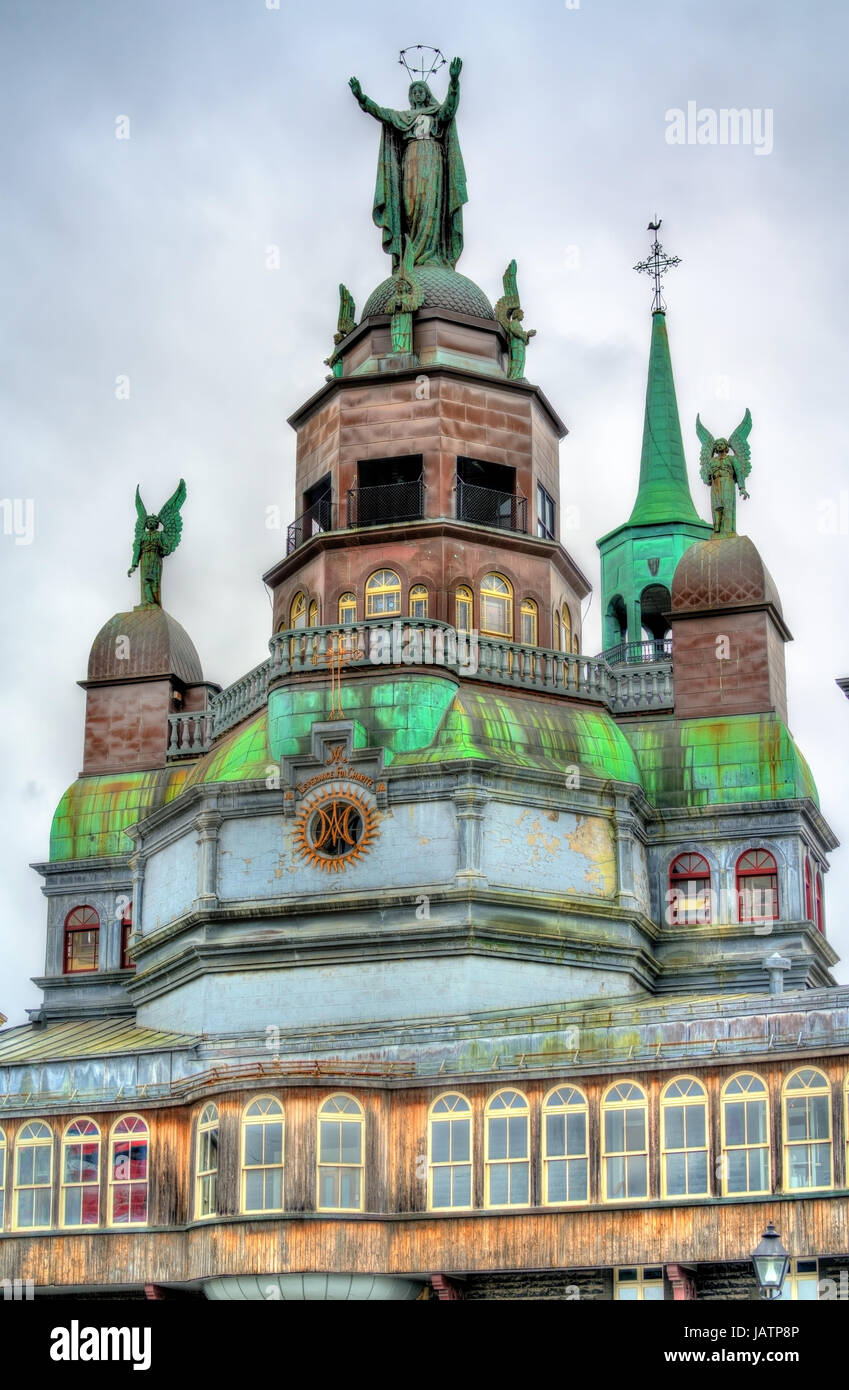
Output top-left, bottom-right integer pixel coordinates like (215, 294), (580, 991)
(293, 785), (378, 872)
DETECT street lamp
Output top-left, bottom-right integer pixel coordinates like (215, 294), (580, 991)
(751, 1222), (790, 1300)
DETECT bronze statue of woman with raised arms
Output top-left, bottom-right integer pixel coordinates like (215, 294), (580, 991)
(349, 57), (468, 271)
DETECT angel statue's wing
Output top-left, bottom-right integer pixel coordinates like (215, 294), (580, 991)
(337, 284), (356, 338)
(695, 414), (715, 482)
(728, 407), (752, 484)
(129, 485), (147, 572)
(158, 478), (187, 557)
(494, 259), (520, 333)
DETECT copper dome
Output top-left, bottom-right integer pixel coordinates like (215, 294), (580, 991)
(87, 607), (203, 684)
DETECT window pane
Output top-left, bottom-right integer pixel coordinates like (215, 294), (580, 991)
(509, 1163), (529, 1205)
(489, 1165), (509, 1206)
(244, 1124), (264, 1167)
(64, 1187), (82, 1225)
(451, 1119), (470, 1163)
(568, 1158), (588, 1202)
(664, 1106), (685, 1151)
(452, 1166), (471, 1207)
(625, 1108), (645, 1152)
(665, 1153), (687, 1196)
(546, 1114), (566, 1159)
(786, 1097), (809, 1142)
(340, 1121), (361, 1164)
(565, 1112), (585, 1156)
(746, 1099), (767, 1144)
(605, 1110), (624, 1153)
(725, 1101), (745, 1147)
(339, 1169), (360, 1208)
(547, 1159), (567, 1203)
(811, 1143), (831, 1187)
(606, 1156), (625, 1199)
(508, 1116), (528, 1159)
(319, 1121), (340, 1164)
(34, 1147), (51, 1184)
(489, 1117), (508, 1162)
(431, 1122), (450, 1164)
(687, 1152), (708, 1194)
(726, 1150), (748, 1193)
(627, 1155), (647, 1197)
(748, 1149), (768, 1191)
(810, 1096), (830, 1140)
(685, 1107), (706, 1149)
(265, 1170), (283, 1209)
(432, 1167), (452, 1207)
(643, 1284), (665, 1301)
(245, 1170), (264, 1210)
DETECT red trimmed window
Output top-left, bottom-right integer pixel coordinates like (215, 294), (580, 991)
(120, 901), (135, 970)
(63, 906), (100, 974)
(815, 873), (824, 934)
(804, 858), (814, 921)
(668, 853), (711, 925)
(109, 1116), (149, 1225)
(736, 850), (779, 923)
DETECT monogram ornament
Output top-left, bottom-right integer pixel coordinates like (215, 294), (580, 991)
(293, 784), (378, 872)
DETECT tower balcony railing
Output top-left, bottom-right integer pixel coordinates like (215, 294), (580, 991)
(286, 494), (334, 554)
(600, 637), (672, 666)
(455, 477), (527, 534)
(346, 477), (425, 529)
(167, 621), (673, 760)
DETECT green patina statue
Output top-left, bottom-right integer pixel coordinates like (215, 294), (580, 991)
(128, 479), (187, 607)
(349, 57), (467, 270)
(324, 284), (356, 378)
(388, 237), (424, 354)
(696, 409), (752, 535)
(495, 260), (536, 380)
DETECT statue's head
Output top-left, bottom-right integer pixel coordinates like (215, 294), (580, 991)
(408, 81), (435, 109)
(145, 515), (160, 532)
(713, 438), (729, 455)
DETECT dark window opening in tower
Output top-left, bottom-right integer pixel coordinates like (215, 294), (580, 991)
(639, 584), (672, 644)
(457, 457), (525, 532)
(605, 595), (627, 652)
(302, 474), (332, 536)
(351, 455), (424, 527)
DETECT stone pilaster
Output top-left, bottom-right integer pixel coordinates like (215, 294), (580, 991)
(453, 785), (488, 885)
(194, 811), (223, 910)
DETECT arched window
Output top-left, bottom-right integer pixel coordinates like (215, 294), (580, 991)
(409, 584), (429, 618)
(120, 900), (134, 971)
(572, 632), (579, 655)
(542, 1086), (588, 1205)
(736, 849), (779, 923)
(365, 569), (401, 617)
(428, 1093), (472, 1211)
(109, 1115), (149, 1226)
(519, 599), (538, 646)
(804, 857), (813, 921)
(242, 1096), (284, 1214)
(308, 599), (319, 627)
(317, 1095), (364, 1211)
(561, 603), (572, 653)
(13, 1121), (53, 1230)
(554, 609), (561, 651)
(290, 592), (307, 629)
(485, 1090), (529, 1207)
(602, 1082), (648, 1201)
(338, 592), (357, 624)
(0, 1126), (5, 1228)
(61, 1119), (101, 1227)
(63, 905), (99, 974)
(783, 1069), (831, 1191)
(668, 853), (712, 925)
(660, 1078), (709, 1197)
(721, 1073), (770, 1195)
(455, 585), (473, 632)
(195, 1104), (219, 1219)
(815, 872), (824, 934)
(480, 573), (512, 638)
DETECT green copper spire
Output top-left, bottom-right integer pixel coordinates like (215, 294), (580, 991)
(627, 311), (701, 526)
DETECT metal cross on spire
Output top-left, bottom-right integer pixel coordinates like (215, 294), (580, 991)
(633, 218), (681, 314)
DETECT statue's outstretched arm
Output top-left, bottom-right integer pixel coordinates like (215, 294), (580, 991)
(349, 77), (394, 125)
(440, 57), (462, 120)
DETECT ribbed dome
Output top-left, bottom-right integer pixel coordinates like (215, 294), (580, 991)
(362, 266), (494, 320)
(87, 608), (203, 684)
(671, 534), (783, 616)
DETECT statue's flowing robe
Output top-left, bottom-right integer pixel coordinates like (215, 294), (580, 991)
(710, 460), (738, 535)
(363, 82), (467, 269)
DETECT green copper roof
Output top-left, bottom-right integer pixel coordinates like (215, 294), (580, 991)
(624, 714), (820, 809)
(0, 1017), (196, 1065)
(184, 711), (272, 786)
(627, 312), (702, 528)
(49, 767), (190, 862)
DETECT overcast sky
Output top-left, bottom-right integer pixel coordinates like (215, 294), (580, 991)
(1, 0), (847, 1023)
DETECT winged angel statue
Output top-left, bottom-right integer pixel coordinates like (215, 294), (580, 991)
(127, 479), (187, 607)
(495, 260), (536, 380)
(695, 409), (752, 536)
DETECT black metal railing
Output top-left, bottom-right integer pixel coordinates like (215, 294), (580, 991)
(347, 477), (425, 528)
(601, 638), (672, 666)
(456, 477), (527, 534)
(286, 494), (333, 554)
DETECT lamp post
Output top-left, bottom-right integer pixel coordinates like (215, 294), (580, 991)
(751, 1222), (790, 1300)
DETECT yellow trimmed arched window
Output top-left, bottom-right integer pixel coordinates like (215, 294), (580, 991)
(242, 1096), (284, 1213)
(195, 1103), (219, 1219)
(720, 1073), (770, 1195)
(428, 1093), (472, 1211)
(108, 1115), (149, 1226)
(308, 599), (319, 627)
(572, 632), (579, 654)
(290, 592), (307, 629)
(61, 1118), (101, 1227)
(561, 603), (572, 653)
(480, 573), (512, 638)
(338, 592), (357, 624)
(660, 1078), (709, 1197)
(365, 569), (401, 617)
(0, 1126), (5, 1228)
(554, 609), (561, 650)
(13, 1120), (53, 1230)
(455, 585), (473, 632)
(519, 598), (538, 646)
(602, 1082), (648, 1201)
(542, 1086), (588, 1205)
(409, 584), (429, 618)
(783, 1069), (832, 1191)
(317, 1095), (364, 1211)
(485, 1089), (529, 1207)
